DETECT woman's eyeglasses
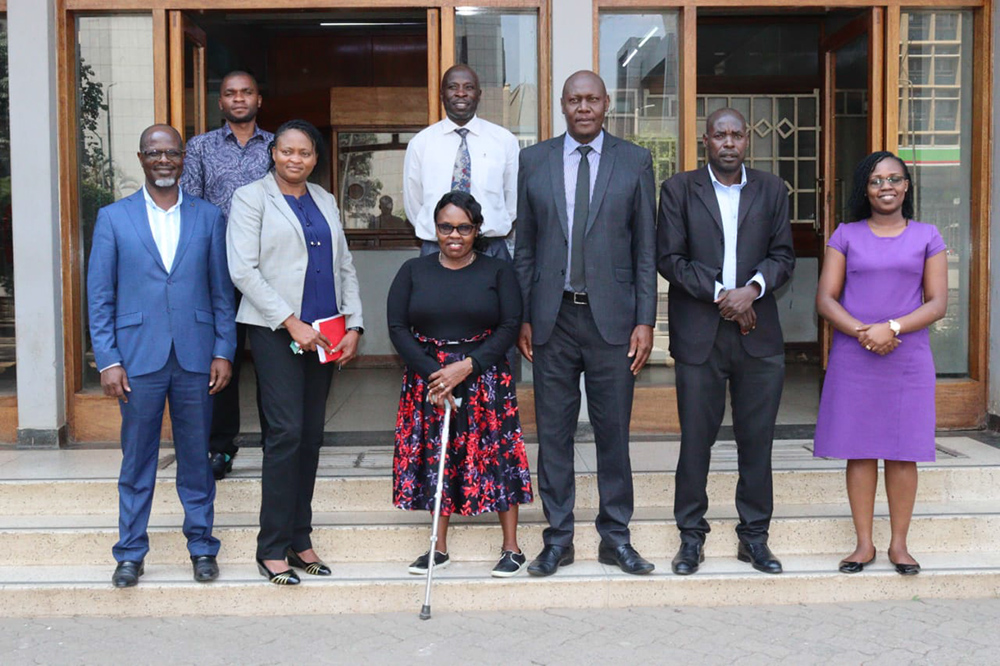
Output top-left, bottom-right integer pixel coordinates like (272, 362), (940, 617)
(868, 175), (906, 188)
(436, 223), (476, 236)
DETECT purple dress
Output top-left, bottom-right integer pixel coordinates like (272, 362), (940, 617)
(813, 221), (946, 462)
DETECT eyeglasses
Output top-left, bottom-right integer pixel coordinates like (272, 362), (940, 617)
(868, 175), (906, 188)
(141, 149), (185, 161)
(436, 223), (476, 236)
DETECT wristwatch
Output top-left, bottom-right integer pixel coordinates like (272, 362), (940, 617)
(888, 319), (901, 336)
(347, 326), (364, 336)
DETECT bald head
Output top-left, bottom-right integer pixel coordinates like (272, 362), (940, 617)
(562, 70), (607, 99)
(139, 124), (183, 152)
(705, 107), (746, 134)
(560, 70), (609, 144)
(703, 108), (748, 183)
(441, 65), (481, 126)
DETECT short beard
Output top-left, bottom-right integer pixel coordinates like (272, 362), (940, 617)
(153, 177), (176, 188)
(223, 108), (258, 124)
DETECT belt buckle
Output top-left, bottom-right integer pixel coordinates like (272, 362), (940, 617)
(572, 292), (587, 305)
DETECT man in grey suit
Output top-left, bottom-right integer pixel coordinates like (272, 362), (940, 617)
(515, 71), (657, 576)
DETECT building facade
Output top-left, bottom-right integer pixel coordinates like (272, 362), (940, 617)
(2, 0), (997, 445)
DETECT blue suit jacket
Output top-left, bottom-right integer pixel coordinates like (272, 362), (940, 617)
(87, 189), (237, 378)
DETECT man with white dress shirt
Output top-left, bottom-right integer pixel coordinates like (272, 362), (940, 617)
(403, 64), (519, 260)
(657, 108), (795, 577)
(87, 124), (236, 588)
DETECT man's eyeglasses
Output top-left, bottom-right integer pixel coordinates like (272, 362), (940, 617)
(141, 149), (185, 161)
(436, 223), (476, 236)
(868, 175), (906, 188)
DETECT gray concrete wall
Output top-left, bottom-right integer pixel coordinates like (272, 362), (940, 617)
(989, 0), (1000, 419)
(551, 0), (593, 137)
(8, 0), (66, 446)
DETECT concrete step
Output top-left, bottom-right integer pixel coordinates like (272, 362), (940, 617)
(4, 552), (999, 618)
(5, 502), (999, 566)
(5, 465), (1000, 516)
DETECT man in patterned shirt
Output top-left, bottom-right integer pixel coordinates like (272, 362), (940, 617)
(180, 70), (273, 480)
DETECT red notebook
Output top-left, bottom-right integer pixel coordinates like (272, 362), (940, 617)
(312, 314), (346, 364)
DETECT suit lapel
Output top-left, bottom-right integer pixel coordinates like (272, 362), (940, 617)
(693, 167), (725, 234)
(125, 191), (168, 274)
(585, 134), (616, 235)
(265, 173), (307, 248)
(737, 169), (760, 229)
(548, 137), (569, 240)
(169, 195), (197, 275)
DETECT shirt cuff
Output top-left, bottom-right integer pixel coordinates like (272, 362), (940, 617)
(99, 362), (122, 373)
(213, 356), (229, 360)
(714, 281), (725, 300)
(747, 272), (766, 299)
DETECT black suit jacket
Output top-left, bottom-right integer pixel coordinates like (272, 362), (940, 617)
(514, 132), (657, 346)
(657, 166), (795, 365)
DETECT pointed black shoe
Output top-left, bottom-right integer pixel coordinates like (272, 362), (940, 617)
(527, 544), (574, 577)
(890, 559), (921, 576)
(256, 558), (300, 585)
(191, 555), (219, 582)
(838, 549), (876, 574)
(737, 541), (783, 574)
(112, 560), (144, 588)
(598, 542), (654, 575)
(286, 549), (332, 576)
(671, 542), (705, 575)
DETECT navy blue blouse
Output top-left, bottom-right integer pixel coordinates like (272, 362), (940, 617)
(284, 192), (339, 324)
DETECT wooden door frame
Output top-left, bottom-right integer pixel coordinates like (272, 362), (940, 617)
(168, 11), (207, 138)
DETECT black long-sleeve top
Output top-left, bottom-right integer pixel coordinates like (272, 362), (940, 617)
(386, 253), (522, 379)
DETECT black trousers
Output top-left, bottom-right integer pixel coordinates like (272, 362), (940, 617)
(249, 325), (334, 560)
(532, 299), (636, 548)
(209, 291), (269, 457)
(674, 320), (784, 545)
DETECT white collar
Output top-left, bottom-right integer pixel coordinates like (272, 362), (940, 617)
(441, 115), (482, 136)
(142, 185), (183, 213)
(564, 130), (605, 157)
(707, 164), (748, 189)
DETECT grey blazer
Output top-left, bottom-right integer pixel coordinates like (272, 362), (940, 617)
(514, 132), (657, 346)
(226, 172), (364, 331)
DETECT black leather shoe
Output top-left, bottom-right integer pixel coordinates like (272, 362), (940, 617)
(191, 555), (219, 582)
(839, 549), (876, 574)
(256, 558), (300, 586)
(287, 548), (332, 576)
(598, 542), (655, 575)
(210, 452), (233, 480)
(737, 541), (783, 574)
(527, 544), (574, 577)
(112, 560), (144, 588)
(890, 559), (921, 576)
(671, 541), (705, 575)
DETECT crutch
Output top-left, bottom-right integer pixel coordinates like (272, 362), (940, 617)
(419, 396), (461, 620)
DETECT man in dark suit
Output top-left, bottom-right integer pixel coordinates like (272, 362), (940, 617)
(515, 71), (657, 576)
(657, 108), (795, 576)
(88, 124), (236, 587)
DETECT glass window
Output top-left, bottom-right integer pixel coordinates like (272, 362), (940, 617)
(76, 15), (155, 388)
(898, 10), (973, 376)
(0, 15), (14, 394)
(599, 11), (681, 369)
(455, 8), (539, 148)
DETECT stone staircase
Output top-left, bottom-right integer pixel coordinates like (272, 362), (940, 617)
(1, 437), (999, 617)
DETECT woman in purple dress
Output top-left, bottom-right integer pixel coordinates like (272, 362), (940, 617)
(814, 151), (948, 576)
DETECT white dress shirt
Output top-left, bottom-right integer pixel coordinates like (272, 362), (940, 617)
(403, 115), (519, 241)
(562, 131), (604, 292)
(708, 165), (766, 300)
(142, 185), (183, 273)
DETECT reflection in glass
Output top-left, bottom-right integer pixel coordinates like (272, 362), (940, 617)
(0, 16), (14, 393)
(76, 15), (154, 387)
(899, 10), (972, 376)
(599, 11), (680, 367)
(455, 9), (539, 148)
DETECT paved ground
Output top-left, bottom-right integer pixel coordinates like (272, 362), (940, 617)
(1, 597), (999, 665)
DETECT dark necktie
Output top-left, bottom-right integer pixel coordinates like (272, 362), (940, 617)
(451, 128), (471, 192)
(570, 145), (593, 292)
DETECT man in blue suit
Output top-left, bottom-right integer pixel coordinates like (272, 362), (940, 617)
(87, 124), (236, 588)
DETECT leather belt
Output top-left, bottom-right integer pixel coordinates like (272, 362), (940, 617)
(562, 291), (589, 305)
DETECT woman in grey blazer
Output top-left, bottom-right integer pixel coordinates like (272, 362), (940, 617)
(227, 120), (364, 585)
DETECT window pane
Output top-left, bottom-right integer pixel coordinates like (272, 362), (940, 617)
(899, 10), (973, 376)
(337, 131), (414, 233)
(0, 16), (14, 394)
(77, 15), (155, 388)
(455, 9), (538, 148)
(599, 11), (680, 368)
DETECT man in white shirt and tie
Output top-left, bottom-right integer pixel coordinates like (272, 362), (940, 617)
(87, 124), (236, 588)
(403, 65), (520, 260)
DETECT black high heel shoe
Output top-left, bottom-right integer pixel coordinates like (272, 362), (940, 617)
(286, 548), (332, 576)
(838, 549), (876, 574)
(256, 558), (300, 585)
